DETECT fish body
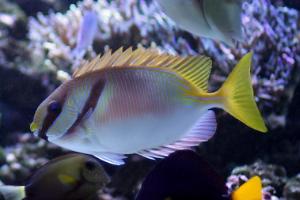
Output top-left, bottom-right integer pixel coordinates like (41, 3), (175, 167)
(52, 68), (209, 155)
(31, 47), (267, 165)
(156, 0), (243, 45)
(136, 150), (262, 200)
(0, 154), (110, 200)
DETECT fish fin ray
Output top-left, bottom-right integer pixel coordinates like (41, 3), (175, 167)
(137, 150), (162, 160)
(137, 110), (216, 159)
(231, 176), (262, 200)
(182, 110), (217, 142)
(72, 47), (212, 91)
(92, 152), (126, 165)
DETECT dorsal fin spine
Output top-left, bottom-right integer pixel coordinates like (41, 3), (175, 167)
(178, 57), (199, 73)
(187, 57), (209, 76)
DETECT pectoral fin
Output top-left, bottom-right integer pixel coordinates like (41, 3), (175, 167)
(58, 174), (78, 186)
(92, 152), (127, 165)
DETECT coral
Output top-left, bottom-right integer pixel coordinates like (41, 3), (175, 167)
(283, 174), (300, 200)
(27, 0), (175, 73)
(0, 0), (46, 138)
(0, 0), (28, 68)
(0, 133), (64, 184)
(27, 0), (300, 129)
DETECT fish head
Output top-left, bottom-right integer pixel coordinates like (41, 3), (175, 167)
(81, 156), (110, 186)
(30, 81), (78, 141)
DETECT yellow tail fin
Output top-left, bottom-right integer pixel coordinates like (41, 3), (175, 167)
(231, 176), (262, 200)
(216, 52), (267, 132)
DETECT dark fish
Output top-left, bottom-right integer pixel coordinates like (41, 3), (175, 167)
(136, 150), (262, 200)
(0, 154), (110, 200)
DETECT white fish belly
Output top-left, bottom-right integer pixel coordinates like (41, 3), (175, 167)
(88, 104), (208, 154)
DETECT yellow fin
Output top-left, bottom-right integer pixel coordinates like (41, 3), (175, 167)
(30, 122), (38, 132)
(73, 47), (212, 91)
(231, 176), (262, 200)
(216, 52), (267, 132)
(58, 174), (77, 185)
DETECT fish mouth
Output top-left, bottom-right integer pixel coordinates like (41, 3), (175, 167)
(30, 122), (38, 133)
(30, 122), (49, 140)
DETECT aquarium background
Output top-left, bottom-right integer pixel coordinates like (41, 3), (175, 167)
(0, 0), (299, 199)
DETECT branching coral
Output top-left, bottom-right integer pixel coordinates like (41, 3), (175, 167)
(0, 134), (64, 184)
(283, 174), (300, 200)
(0, 0), (28, 69)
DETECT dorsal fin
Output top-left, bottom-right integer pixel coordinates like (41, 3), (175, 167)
(73, 47), (212, 91)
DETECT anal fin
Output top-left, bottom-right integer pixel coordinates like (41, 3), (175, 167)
(92, 152), (127, 165)
(138, 110), (217, 160)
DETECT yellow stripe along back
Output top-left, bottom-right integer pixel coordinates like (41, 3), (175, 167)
(73, 47), (212, 92)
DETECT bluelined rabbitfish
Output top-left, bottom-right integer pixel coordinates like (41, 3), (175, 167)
(0, 154), (110, 200)
(30, 47), (267, 165)
(136, 150), (262, 200)
(155, 0), (244, 46)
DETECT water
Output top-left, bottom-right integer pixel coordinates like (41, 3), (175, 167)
(0, 0), (299, 199)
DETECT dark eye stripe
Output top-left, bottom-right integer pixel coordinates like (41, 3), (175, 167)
(39, 107), (63, 140)
(63, 79), (105, 137)
(39, 97), (67, 140)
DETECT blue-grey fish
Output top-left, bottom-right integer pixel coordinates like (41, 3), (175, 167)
(30, 47), (267, 165)
(0, 154), (110, 200)
(156, 0), (244, 46)
(71, 10), (98, 58)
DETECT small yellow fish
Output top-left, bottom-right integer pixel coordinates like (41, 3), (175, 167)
(232, 176), (262, 200)
(156, 0), (244, 46)
(0, 154), (110, 200)
(30, 47), (267, 165)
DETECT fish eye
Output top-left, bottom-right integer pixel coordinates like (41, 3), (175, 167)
(48, 101), (62, 114)
(85, 160), (97, 171)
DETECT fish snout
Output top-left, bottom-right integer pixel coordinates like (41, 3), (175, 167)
(30, 122), (48, 141)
